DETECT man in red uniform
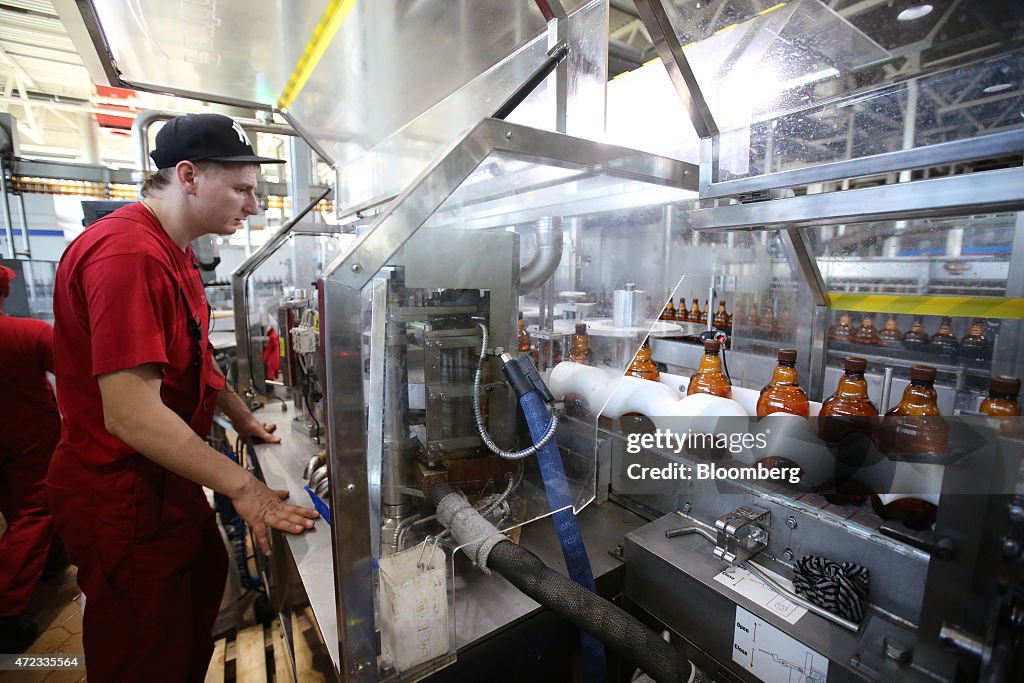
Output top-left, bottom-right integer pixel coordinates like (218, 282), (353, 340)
(48, 113), (318, 682)
(0, 265), (62, 652)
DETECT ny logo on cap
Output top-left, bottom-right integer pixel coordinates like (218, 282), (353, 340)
(231, 121), (253, 148)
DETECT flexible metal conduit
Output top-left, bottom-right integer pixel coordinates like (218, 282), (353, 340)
(430, 484), (695, 683)
(519, 216), (564, 295)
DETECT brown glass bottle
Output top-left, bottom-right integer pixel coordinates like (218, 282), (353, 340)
(830, 313), (854, 342)
(853, 315), (881, 345)
(873, 366), (947, 529)
(930, 316), (959, 353)
(686, 339), (732, 398)
(959, 318), (992, 363)
(980, 376), (1021, 435)
(517, 313), (531, 354)
(746, 304), (760, 332)
(756, 349), (810, 417)
(713, 302), (731, 329)
(702, 300), (710, 325)
(568, 323), (594, 365)
(818, 356), (878, 442)
(626, 339), (660, 382)
(660, 297), (676, 321)
(878, 315), (903, 347)
(762, 307), (778, 339)
(676, 298), (689, 322)
(690, 299), (703, 324)
(902, 316), (930, 351)
(881, 364), (948, 454)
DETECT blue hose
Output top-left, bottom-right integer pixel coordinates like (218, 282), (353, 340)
(521, 390), (607, 683)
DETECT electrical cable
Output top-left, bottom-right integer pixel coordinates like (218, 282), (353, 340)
(471, 322), (558, 459)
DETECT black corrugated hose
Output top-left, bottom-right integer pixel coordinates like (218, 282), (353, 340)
(487, 540), (694, 683)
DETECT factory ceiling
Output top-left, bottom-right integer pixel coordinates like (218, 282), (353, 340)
(0, 0), (1020, 168)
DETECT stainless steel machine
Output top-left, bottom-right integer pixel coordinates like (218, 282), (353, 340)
(64, 0), (1024, 681)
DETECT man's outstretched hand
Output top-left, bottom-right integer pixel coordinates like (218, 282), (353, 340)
(231, 476), (319, 555)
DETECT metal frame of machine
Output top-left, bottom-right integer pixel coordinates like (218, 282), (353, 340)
(317, 116), (696, 679)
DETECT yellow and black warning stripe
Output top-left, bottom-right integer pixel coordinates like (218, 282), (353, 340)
(827, 293), (1024, 320)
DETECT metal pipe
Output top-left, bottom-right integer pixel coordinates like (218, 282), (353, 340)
(938, 623), (985, 659)
(491, 41), (569, 121)
(706, 281), (714, 332)
(16, 191), (31, 259)
(0, 161), (15, 258)
(381, 272), (412, 514)
(520, 216), (564, 295)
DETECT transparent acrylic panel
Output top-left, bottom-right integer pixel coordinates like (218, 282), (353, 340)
(804, 211), (1022, 403)
(331, 0), (607, 211)
(662, 0), (891, 136)
(90, 0), (321, 105)
(806, 212), (1017, 297)
(658, 0), (1021, 132)
(718, 50), (1024, 180)
(421, 153), (694, 233)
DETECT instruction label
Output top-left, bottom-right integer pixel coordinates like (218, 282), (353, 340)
(714, 565), (806, 624)
(732, 607), (829, 683)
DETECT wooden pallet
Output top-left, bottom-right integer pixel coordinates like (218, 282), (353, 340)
(204, 611), (328, 683)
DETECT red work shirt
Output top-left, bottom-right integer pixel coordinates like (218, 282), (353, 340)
(0, 313), (58, 447)
(51, 202), (219, 470)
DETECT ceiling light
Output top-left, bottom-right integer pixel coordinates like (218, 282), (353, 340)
(897, 4), (933, 21)
(983, 83), (1013, 94)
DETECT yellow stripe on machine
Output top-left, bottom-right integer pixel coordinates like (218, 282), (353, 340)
(827, 293), (1024, 320)
(277, 0), (357, 111)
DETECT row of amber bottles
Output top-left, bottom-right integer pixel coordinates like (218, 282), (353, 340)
(655, 297), (731, 327)
(831, 314), (992, 356)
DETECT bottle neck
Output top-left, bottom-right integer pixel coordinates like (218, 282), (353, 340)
(836, 371), (870, 398)
(771, 362), (799, 385)
(698, 353), (723, 374)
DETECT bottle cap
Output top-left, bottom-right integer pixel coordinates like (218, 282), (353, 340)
(777, 348), (797, 363)
(910, 364), (937, 382)
(703, 339), (721, 354)
(843, 356), (867, 372)
(574, 323), (587, 335)
(990, 376), (1021, 396)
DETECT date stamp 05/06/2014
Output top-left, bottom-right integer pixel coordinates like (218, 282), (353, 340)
(0, 654), (85, 671)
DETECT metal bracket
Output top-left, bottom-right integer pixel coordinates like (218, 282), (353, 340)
(714, 505), (770, 566)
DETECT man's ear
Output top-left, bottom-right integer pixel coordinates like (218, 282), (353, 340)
(176, 161), (199, 194)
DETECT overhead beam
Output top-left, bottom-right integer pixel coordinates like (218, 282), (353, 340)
(0, 44), (37, 90)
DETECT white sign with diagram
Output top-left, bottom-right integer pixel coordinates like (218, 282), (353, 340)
(714, 564), (806, 625)
(732, 606), (829, 683)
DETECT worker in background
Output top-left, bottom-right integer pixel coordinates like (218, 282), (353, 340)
(0, 265), (65, 652)
(47, 113), (319, 683)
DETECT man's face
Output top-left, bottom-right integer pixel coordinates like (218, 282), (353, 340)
(192, 163), (260, 235)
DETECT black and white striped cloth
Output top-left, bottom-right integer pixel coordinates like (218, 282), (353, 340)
(792, 556), (870, 623)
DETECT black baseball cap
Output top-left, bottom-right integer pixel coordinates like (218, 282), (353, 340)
(150, 113), (285, 169)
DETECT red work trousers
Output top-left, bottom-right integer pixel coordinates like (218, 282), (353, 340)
(0, 416), (59, 617)
(47, 454), (228, 683)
